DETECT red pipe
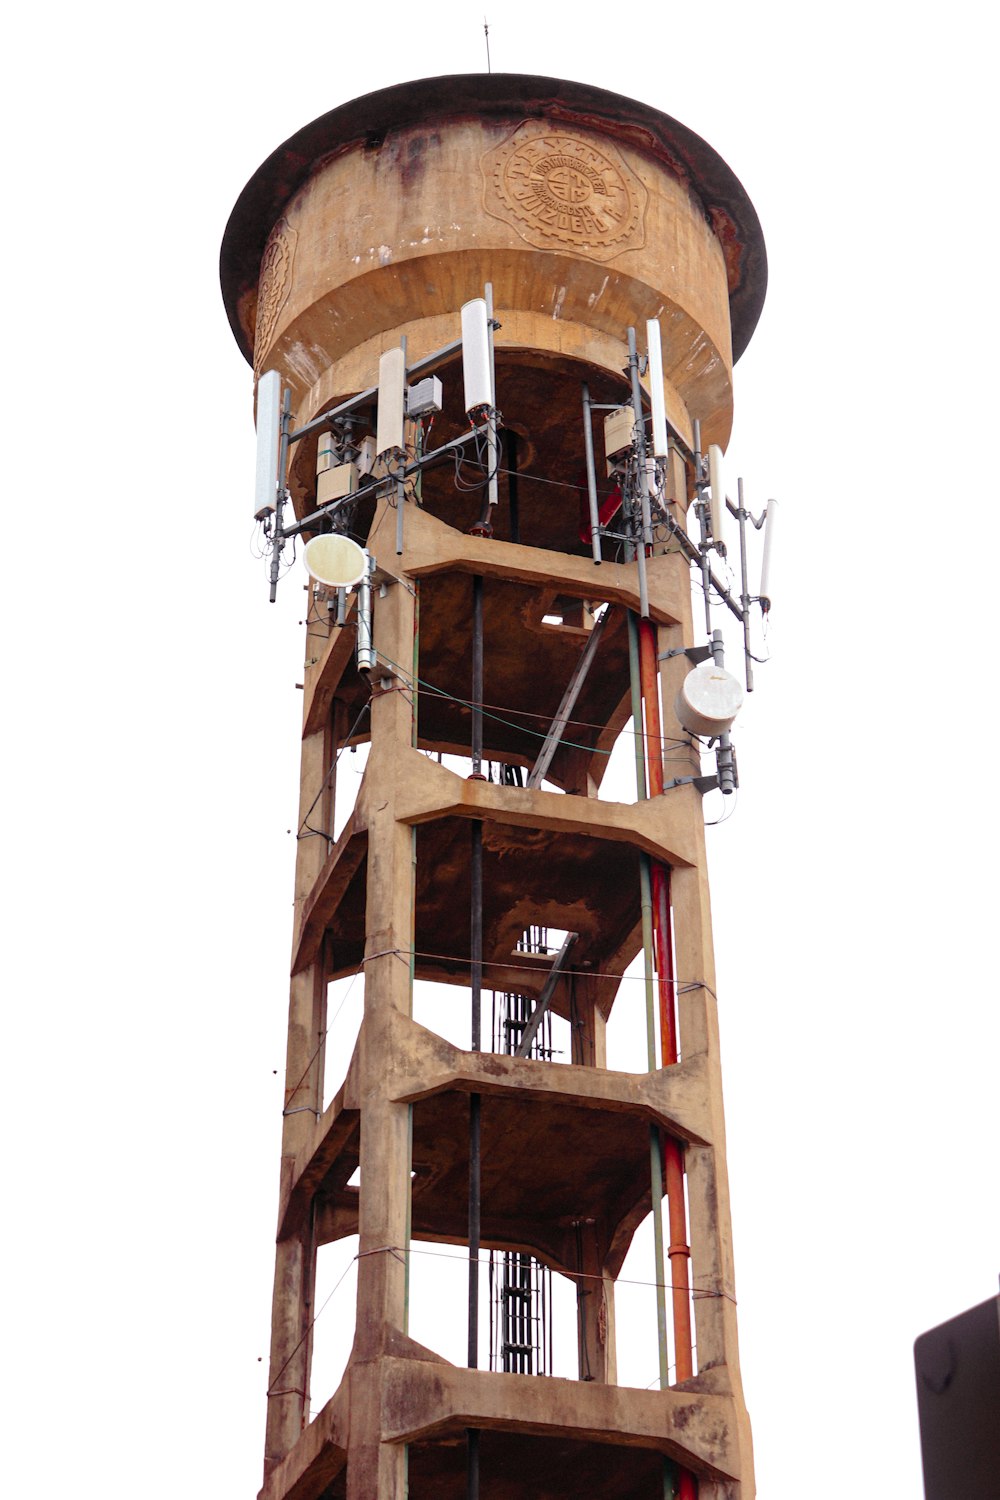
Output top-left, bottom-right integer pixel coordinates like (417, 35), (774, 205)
(678, 1468), (697, 1500)
(651, 861), (677, 1064)
(638, 618), (697, 1491)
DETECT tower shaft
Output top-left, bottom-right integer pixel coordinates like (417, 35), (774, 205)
(223, 73), (765, 1500)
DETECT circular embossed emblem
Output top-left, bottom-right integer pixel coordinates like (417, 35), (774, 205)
(484, 127), (644, 258)
(253, 218), (297, 373)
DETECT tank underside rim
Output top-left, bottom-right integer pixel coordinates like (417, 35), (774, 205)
(220, 71), (767, 369)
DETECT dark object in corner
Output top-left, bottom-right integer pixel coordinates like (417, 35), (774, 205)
(914, 1292), (1000, 1498)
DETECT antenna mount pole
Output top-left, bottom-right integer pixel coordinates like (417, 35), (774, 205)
(269, 387), (292, 603)
(737, 477), (754, 692)
(485, 283), (499, 511)
(711, 630), (737, 794)
(581, 383), (602, 565)
(396, 336), (408, 556)
(692, 418), (712, 636)
(626, 328), (651, 618)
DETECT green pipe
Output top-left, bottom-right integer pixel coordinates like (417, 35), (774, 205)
(404, 1102), (413, 1331)
(411, 579), (420, 748)
(406, 585), (418, 1333)
(648, 1120), (669, 1388)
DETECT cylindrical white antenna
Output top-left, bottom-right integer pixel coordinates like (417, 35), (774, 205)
(461, 297), (492, 417)
(645, 319), (669, 459)
(376, 346), (405, 457)
(675, 659), (744, 737)
(759, 498), (778, 611)
(253, 370), (282, 519)
(707, 443), (725, 544)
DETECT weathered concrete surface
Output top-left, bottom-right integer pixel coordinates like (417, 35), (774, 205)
(223, 76), (767, 449)
(258, 1353), (743, 1500)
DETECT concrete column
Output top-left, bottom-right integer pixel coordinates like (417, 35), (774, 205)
(346, 537), (416, 1498)
(264, 699), (334, 1467)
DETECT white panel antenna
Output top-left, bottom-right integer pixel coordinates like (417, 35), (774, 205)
(253, 370), (282, 520)
(707, 443), (725, 543)
(759, 498), (778, 611)
(645, 319), (669, 459)
(376, 346), (406, 457)
(461, 298), (493, 417)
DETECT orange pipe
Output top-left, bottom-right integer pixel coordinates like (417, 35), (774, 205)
(638, 618), (664, 797)
(664, 1135), (693, 1382)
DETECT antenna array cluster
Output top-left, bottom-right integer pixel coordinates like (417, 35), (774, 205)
(253, 296), (777, 809)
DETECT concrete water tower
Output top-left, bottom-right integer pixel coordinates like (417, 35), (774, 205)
(222, 73), (766, 1500)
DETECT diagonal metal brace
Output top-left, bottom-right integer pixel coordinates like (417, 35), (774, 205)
(515, 932), (578, 1058)
(526, 610), (610, 788)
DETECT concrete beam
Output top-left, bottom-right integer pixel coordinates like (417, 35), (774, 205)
(379, 1358), (741, 1481)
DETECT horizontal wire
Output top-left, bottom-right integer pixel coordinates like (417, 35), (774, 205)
(266, 1251), (359, 1397)
(375, 647), (699, 762)
(282, 965), (366, 1110)
(297, 698), (373, 841)
(327, 941), (716, 1005)
(402, 946), (717, 1002)
(401, 1243), (733, 1302)
(296, 1241), (732, 1313)
(295, 1235), (719, 1410)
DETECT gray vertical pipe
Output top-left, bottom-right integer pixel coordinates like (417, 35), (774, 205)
(269, 387), (292, 603)
(396, 335), (407, 555)
(485, 282), (498, 510)
(693, 418), (713, 637)
(581, 383), (603, 565)
(626, 329), (651, 618)
(710, 629), (737, 794)
(737, 477), (754, 693)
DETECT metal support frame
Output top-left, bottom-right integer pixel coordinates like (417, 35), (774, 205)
(266, 294), (500, 605)
(485, 282), (499, 511)
(626, 328), (651, 619)
(281, 420), (493, 541)
(283, 338), (464, 447)
(526, 610), (611, 788)
(692, 419), (713, 638)
(513, 932), (578, 1058)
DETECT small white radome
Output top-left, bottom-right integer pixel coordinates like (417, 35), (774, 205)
(675, 660), (744, 737)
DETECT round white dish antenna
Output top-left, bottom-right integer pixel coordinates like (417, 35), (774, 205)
(303, 534), (368, 588)
(675, 660), (744, 737)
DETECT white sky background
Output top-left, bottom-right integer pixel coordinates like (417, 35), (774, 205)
(3, 1), (998, 1494)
